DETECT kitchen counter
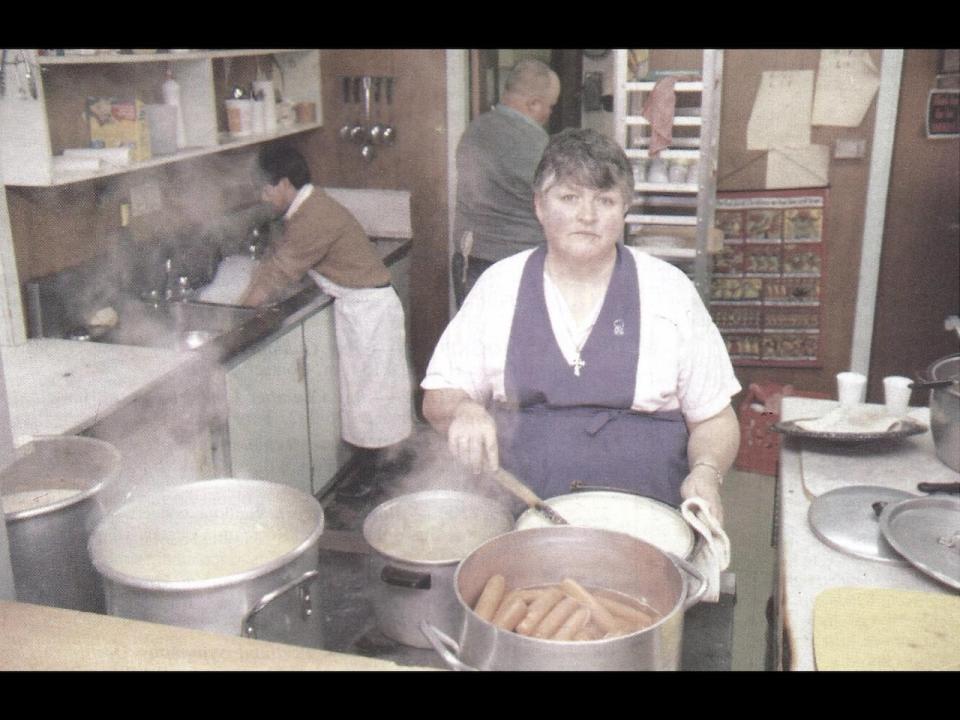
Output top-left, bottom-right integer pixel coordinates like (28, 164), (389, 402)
(775, 397), (959, 670)
(1, 338), (201, 447)
(0, 600), (430, 671)
(1, 238), (412, 446)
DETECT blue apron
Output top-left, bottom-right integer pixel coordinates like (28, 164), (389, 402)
(492, 244), (689, 505)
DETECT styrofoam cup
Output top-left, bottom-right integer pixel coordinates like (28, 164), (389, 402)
(836, 371), (867, 406)
(883, 375), (913, 416)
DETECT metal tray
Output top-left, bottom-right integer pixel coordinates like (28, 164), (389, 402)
(879, 496), (960, 590)
(773, 416), (927, 443)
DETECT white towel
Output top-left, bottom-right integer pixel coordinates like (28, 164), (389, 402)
(196, 255), (258, 305)
(795, 405), (902, 434)
(681, 497), (731, 603)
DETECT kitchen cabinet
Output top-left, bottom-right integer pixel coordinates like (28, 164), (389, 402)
(302, 306), (350, 496)
(0, 49), (322, 187)
(612, 49), (723, 301)
(225, 301), (353, 498)
(225, 322), (313, 496)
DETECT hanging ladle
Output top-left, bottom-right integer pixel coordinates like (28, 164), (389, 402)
(348, 77), (366, 144)
(380, 77), (396, 145)
(339, 76), (353, 140)
(490, 468), (568, 525)
(359, 75), (376, 162)
(369, 77), (387, 144)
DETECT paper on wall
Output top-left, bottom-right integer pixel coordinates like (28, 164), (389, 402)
(765, 145), (830, 189)
(747, 70), (815, 150)
(812, 50), (881, 127)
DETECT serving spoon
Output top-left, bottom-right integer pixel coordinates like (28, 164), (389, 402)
(491, 468), (568, 525)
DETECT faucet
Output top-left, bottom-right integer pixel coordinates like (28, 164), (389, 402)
(163, 255), (175, 300)
(161, 255), (192, 301)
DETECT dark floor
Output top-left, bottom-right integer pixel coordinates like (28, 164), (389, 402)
(290, 425), (737, 670)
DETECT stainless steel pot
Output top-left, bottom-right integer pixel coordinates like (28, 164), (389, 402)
(926, 354), (960, 472)
(88, 479), (324, 638)
(421, 526), (706, 671)
(362, 490), (514, 648)
(1, 436), (121, 612)
(514, 488), (699, 560)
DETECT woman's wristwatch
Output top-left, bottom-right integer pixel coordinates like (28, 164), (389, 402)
(691, 461), (724, 485)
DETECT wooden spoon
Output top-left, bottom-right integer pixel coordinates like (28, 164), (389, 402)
(491, 468), (568, 525)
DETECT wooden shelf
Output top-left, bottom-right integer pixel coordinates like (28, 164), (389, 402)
(44, 123), (321, 186)
(2, 49), (322, 187)
(35, 50), (303, 65)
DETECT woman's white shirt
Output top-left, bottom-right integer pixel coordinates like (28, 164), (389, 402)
(422, 246), (741, 424)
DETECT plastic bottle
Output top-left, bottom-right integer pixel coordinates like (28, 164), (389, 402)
(162, 69), (188, 149)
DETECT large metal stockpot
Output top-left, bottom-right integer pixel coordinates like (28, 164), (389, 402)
(1, 436), (121, 613)
(88, 478), (324, 639)
(421, 526), (706, 671)
(926, 354), (960, 472)
(362, 490), (514, 648)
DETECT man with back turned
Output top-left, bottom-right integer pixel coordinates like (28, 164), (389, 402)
(452, 58), (561, 307)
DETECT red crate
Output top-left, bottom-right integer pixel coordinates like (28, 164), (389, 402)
(735, 382), (829, 476)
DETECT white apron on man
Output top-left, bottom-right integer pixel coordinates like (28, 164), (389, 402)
(308, 270), (413, 448)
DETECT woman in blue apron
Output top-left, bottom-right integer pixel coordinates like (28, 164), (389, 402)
(422, 129), (740, 523)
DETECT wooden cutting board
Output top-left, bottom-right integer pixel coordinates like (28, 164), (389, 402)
(813, 587), (960, 670)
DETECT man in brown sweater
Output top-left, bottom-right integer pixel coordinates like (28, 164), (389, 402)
(241, 144), (413, 491)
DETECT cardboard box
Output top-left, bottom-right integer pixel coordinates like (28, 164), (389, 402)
(87, 97), (152, 163)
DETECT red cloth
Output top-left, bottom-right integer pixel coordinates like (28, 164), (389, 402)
(641, 77), (677, 157)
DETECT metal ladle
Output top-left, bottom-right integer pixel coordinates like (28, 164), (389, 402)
(348, 77), (366, 144)
(338, 76), (353, 140)
(359, 76), (375, 162)
(380, 77), (396, 145)
(368, 77), (386, 144)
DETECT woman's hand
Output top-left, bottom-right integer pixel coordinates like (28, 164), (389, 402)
(447, 399), (500, 474)
(680, 464), (725, 526)
(682, 405), (740, 527)
(423, 389), (500, 475)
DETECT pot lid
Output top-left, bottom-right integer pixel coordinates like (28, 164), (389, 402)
(362, 490), (514, 565)
(879, 495), (960, 589)
(515, 491), (695, 559)
(807, 486), (916, 564)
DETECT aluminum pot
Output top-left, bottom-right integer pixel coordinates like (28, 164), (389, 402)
(926, 354), (960, 472)
(514, 488), (699, 560)
(362, 490), (514, 648)
(421, 526), (706, 671)
(88, 478), (324, 638)
(1, 436), (121, 612)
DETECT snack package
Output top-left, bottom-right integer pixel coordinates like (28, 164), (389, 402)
(87, 97), (151, 162)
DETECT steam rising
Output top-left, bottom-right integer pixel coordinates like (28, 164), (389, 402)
(378, 427), (525, 517)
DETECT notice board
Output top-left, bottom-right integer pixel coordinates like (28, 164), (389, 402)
(710, 188), (827, 367)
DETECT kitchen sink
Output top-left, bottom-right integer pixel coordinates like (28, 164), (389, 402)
(95, 298), (272, 352)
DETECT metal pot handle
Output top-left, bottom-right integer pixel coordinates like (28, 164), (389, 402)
(242, 569), (320, 639)
(380, 564), (432, 590)
(668, 553), (708, 610)
(568, 480), (682, 509)
(419, 620), (476, 671)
